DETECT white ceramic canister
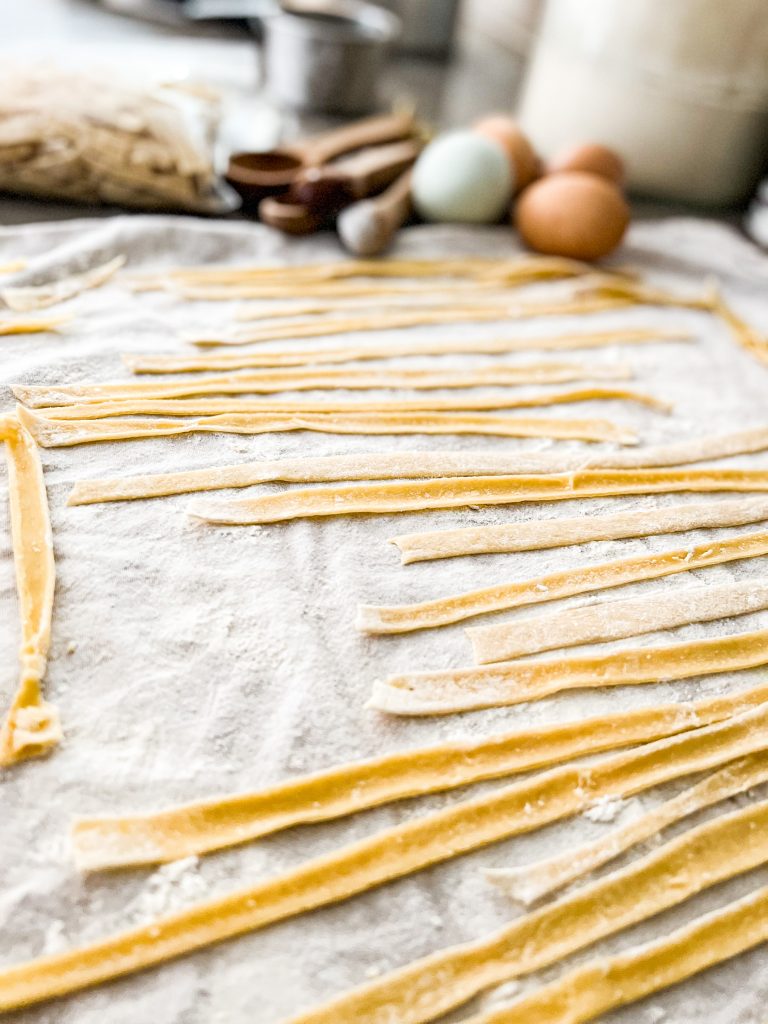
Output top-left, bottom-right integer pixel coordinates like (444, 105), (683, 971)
(516, 0), (768, 205)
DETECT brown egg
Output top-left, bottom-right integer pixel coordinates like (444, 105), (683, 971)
(548, 143), (625, 185)
(515, 171), (630, 261)
(473, 115), (540, 193)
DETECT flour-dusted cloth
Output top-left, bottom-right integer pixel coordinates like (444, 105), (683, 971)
(2, 216), (768, 1024)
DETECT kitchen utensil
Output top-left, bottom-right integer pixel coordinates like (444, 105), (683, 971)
(261, 0), (401, 115)
(292, 138), (419, 206)
(225, 110), (414, 208)
(376, 0), (460, 57)
(259, 138), (419, 234)
(256, 194), (326, 234)
(337, 167), (412, 255)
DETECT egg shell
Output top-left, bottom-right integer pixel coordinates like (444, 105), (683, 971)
(473, 115), (540, 192)
(515, 171), (630, 261)
(548, 143), (625, 185)
(412, 131), (512, 224)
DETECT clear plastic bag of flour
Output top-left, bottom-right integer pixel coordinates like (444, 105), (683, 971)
(0, 66), (237, 213)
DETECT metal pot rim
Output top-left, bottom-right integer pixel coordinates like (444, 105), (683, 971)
(264, 0), (401, 45)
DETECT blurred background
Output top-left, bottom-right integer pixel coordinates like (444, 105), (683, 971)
(3, 0), (768, 243)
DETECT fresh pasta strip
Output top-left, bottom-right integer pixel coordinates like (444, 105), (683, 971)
(175, 280), (633, 314)
(224, 266), (634, 315)
(176, 280), (513, 301)
(359, 530), (768, 635)
(165, 255), (594, 285)
(0, 259), (27, 274)
(65, 427), (768, 507)
(162, 257), (624, 297)
(1, 255), (125, 311)
(190, 297), (634, 342)
(43, 387), (667, 421)
(127, 276), (164, 293)
(127, 327), (689, 374)
(232, 294), (585, 322)
(577, 276), (716, 312)
(713, 287), (768, 365)
(468, 578), (768, 664)
(2, 706), (767, 1011)
(235, 298), (457, 320)
(69, 683), (768, 871)
(0, 314), (70, 336)
(190, 469), (768, 528)
(19, 408), (637, 449)
(487, 752), (768, 905)
(579, 424), (768, 469)
(283, 798), (768, 1024)
(13, 361), (630, 407)
(186, 307), (606, 347)
(457, 883), (768, 1024)
(371, 626), (768, 716)
(0, 416), (59, 766)
(394, 495), (768, 564)
(162, 256), (596, 303)
(186, 309), (528, 347)
(66, 449), (618, 506)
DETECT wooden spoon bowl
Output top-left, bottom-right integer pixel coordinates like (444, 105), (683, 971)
(258, 194), (327, 234)
(225, 151), (304, 208)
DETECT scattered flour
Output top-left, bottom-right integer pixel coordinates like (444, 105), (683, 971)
(583, 794), (627, 824)
(481, 979), (521, 1009)
(127, 857), (206, 924)
(42, 919), (68, 955)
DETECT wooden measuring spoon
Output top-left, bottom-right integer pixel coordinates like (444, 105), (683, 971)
(257, 195), (326, 235)
(337, 167), (413, 255)
(226, 110), (416, 208)
(292, 138), (419, 207)
(259, 139), (420, 235)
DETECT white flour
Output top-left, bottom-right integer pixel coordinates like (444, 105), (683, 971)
(2, 216), (768, 1023)
(583, 794), (627, 824)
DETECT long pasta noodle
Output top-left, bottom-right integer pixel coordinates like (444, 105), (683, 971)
(69, 684), (768, 871)
(1, 705), (768, 1011)
(456, 884), (768, 1024)
(65, 427), (768, 507)
(281, 798), (768, 1024)
(188, 470), (768, 526)
(371, 626), (768, 716)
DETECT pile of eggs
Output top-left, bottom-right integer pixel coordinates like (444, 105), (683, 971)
(411, 116), (629, 261)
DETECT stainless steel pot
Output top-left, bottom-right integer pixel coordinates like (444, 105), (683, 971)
(262, 1), (401, 115)
(377, 0), (460, 58)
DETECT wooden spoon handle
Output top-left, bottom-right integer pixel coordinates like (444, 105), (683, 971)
(337, 167), (413, 256)
(329, 139), (420, 197)
(293, 112), (416, 167)
(374, 164), (414, 215)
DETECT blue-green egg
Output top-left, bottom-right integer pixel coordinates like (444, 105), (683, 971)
(412, 131), (513, 224)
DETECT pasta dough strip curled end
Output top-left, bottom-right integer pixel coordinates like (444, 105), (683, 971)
(0, 415), (59, 766)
